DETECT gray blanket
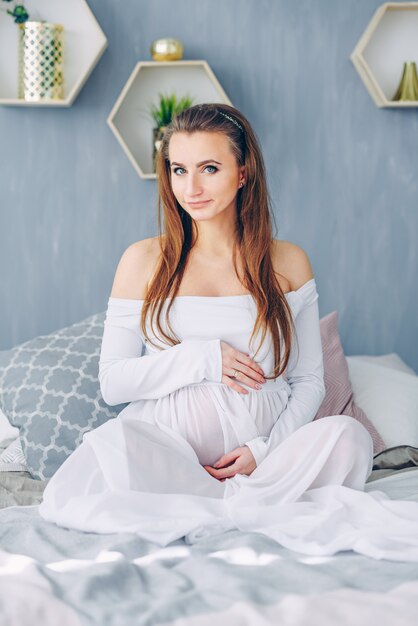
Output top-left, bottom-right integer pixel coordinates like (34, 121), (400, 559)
(0, 447), (418, 624)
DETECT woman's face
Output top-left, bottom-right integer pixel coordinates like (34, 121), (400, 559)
(168, 131), (245, 222)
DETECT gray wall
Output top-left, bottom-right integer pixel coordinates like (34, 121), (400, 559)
(1, 0), (417, 370)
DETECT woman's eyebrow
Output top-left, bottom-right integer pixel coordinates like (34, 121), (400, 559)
(170, 159), (222, 167)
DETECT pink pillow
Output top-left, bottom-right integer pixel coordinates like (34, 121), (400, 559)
(314, 311), (386, 455)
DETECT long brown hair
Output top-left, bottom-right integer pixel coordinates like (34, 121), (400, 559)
(141, 103), (295, 379)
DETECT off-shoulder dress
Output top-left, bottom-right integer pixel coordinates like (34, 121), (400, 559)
(39, 279), (418, 561)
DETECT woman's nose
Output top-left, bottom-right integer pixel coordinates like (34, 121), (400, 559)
(185, 174), (203, 197)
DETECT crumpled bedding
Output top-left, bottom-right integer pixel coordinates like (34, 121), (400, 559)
(0, 444), (418, 625)
(369, 445), (418, 480)
(0, 438), (47, 508)
(0, 471), (46, 508)
(0, 470), (417, 626)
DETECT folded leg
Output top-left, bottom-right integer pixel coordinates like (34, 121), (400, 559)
(39, 418), (226, 543)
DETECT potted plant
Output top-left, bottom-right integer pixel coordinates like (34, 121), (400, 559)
(1, 0), (29, 23)
(150, 92), (194, 169)
(1, 1), (64, 102)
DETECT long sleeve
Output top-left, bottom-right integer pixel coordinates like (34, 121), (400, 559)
(99, 297), (223, 405)
(245, 280), (326, 466)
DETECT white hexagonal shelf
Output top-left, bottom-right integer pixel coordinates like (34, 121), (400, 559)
(0, 0), (108, 106)
(107, 60), (233, 180)
(350, 2), (418, 108)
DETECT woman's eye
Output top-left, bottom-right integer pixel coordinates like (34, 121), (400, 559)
(204, 165), (218, 174)
(172, 165), (218, 175)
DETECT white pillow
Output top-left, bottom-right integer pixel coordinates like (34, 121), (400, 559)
(346, 355), (418, 449)
(0, 407), (18, 444)
(348, 353), (416, 377)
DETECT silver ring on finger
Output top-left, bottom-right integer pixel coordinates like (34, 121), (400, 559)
(231, 368), (240, 379)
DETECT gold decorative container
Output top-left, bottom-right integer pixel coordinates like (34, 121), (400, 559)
(392, 61), (418, 102)
(18, 21), (64, 102)
(150, 38), (183, 61)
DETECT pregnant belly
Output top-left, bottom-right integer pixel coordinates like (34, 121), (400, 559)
(166, 385), (227, 466)
(127, 383), (288, 467)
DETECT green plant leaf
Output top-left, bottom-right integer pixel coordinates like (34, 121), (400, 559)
(149, 91), (195, 127)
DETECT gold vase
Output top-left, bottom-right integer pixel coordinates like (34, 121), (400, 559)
(18, 21), (64, 102)
(150, 38), (183, 61)
(392, 61), (418, 102)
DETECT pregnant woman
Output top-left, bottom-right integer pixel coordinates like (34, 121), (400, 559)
(39, 104), (418, 560)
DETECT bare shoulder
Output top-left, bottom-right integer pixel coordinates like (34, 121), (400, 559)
(109, 236), (163, 300)
(271, 239), (314, 292)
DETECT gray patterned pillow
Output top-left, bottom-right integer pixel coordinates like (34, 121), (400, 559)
(0, 312), (127, 480)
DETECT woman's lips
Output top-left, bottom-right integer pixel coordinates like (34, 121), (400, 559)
(188, 200), (212, 207)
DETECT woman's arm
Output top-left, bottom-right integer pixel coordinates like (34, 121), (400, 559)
(98, 239), (222, 405)
(244, 243), (325, 466)
(98, 299), (222, 405)
(244, 289), (325, 466)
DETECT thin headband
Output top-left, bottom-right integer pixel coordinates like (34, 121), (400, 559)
(216, 110), (244, 133)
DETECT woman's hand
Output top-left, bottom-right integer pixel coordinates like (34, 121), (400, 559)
(220, 341), (266, 394)
(203, 446), (256, 481)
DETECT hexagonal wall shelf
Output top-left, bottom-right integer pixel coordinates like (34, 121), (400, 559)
(351, 2), (418, 108)
(0, 0), (108, 106)
(107, 60), (233, 180)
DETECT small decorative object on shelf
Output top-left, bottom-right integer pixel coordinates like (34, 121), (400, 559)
(150, 38), (183, 61)
(392, 61), (418, 102)
(350, 2), (418, 108)
(150, 92), (194, 170)
(18, 21), (64, 101)
(107, 60), (232, 178)
(1, 1), (64, 102)
(1, 0), (29, 23)
(0, 0), (107, 107)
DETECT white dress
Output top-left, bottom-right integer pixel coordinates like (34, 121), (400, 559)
(39, 279), (418, 561)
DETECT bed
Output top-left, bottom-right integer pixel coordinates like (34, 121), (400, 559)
(0, 309), (417, 626)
